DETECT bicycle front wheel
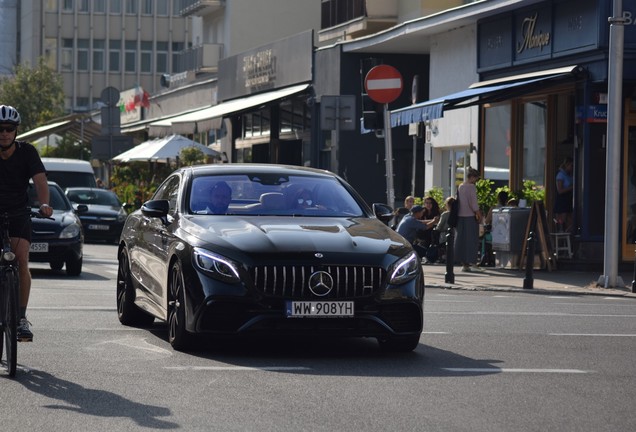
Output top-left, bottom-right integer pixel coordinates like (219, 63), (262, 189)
(1, 268), (18, 377)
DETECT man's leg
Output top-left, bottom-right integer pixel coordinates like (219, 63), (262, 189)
(12, 237), (33, 341)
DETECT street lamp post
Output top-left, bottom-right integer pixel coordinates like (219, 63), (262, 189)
(598, 0), (626, 288)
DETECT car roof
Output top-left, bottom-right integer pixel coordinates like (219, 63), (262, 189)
(181, 163), (337, 178)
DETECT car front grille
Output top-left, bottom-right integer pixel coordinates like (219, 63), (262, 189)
(250, 265), (386, 299)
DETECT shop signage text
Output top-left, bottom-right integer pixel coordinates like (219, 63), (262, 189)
(517, 13), (551, 53)
(242, 49), (277, 90)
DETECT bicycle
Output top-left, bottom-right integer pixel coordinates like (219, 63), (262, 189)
(0, 210), (45, 377)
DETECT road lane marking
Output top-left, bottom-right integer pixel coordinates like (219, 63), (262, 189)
(426, 300), (477, 303)
(549, 333), (636, 337)
(442, 368), (591, 374)
(427, 311), (636, 317)
(164, 366), (311, 371)
(28, 306), (116, 311)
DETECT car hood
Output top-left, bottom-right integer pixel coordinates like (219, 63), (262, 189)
(182, 215), (409, 258)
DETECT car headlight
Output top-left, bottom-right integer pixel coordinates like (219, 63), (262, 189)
(388, 251), (420, 285)
(193, 248), (241, 284)
(117, 208), (127, 222)
(60, 223), (81, 239)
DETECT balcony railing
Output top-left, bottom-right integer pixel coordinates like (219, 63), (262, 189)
(179, 0), (225, 17)
(174, 44), (223, 73)
(319, 0), (397, 42)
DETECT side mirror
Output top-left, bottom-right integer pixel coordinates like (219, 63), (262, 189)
(141, 200), (170, 221)
(75, 204), (89, 214)
(372, 203), (394, 224)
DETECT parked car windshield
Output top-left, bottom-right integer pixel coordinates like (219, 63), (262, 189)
(28, 184), (70, 211)
(187, 174), (365, 217)
(67, 189), (122, 207)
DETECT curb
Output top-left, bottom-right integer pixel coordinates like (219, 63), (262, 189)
(425, 282), (636, 298)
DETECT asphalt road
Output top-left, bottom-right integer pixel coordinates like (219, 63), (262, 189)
(1, 243), (635, 431)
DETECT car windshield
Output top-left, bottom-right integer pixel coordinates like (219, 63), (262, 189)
(188, 174), (365, 217)
(28, 185), (70, 211)
(67, 190), (121, 207)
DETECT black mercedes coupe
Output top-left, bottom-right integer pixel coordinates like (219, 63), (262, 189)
(116, 164), (424, 352)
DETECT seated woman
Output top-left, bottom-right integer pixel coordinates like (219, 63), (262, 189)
(418, 196), (441, 248)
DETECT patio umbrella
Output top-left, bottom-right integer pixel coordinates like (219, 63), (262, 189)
(111, 134), (220, 163)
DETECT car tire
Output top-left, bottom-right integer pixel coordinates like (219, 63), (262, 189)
(50, 260), (64, 271)
(65, 256), (83, 276)
(168, 260), (193, 351)
(377, 334), (421, 352)
(116, 248), (155, 327)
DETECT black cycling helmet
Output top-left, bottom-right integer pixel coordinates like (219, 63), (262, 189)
(0, 105), (21, 125)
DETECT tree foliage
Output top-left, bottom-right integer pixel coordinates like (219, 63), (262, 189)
(180, 146), (206, 166)
(0, 57), (65, 132)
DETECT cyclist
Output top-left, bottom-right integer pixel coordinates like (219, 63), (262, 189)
(0, 105), (53, 342)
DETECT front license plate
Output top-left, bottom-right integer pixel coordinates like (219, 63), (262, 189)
(30, 242), (49, 253)
(286, 301), (354, 318)
(88, 224), (110, 231)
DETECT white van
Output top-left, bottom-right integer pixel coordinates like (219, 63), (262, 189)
(41, 158), (97, 189)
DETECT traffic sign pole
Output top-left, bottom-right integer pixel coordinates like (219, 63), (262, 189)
(383, 103), (395, 207)
(364, 65), (403, 207)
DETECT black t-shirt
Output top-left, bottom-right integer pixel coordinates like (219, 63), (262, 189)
(0, 141), (46, 213)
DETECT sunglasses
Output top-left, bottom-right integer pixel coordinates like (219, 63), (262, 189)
(0, 125), (16, 133)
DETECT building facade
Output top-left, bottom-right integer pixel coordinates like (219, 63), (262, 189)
(19, 0), (191, 112)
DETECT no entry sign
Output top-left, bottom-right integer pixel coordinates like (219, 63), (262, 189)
(364, 65), (403, 104)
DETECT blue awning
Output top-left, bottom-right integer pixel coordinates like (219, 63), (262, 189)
(390, 65), (584, 127)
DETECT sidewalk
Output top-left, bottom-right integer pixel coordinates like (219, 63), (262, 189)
(423, 262), (636, 298)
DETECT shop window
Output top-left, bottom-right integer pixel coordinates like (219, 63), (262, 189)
(522, 99), (547, 188)
(483, 103), (511, 189)
(280, 99), (308, 135)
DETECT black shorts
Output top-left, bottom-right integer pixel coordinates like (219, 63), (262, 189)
(7, 213), (32, 243)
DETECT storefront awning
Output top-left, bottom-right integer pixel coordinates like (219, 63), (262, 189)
(16, 115), (103, 144)
(152, 83), (310, 135)
(390, 65), (584, 127)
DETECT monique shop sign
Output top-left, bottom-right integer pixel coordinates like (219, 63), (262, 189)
(516, 13), (551, 54)
(478, 0), (599, 71)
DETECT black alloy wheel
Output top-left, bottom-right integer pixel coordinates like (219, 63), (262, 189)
(116, 248), (154, 327)
(168, 260), (193, 351)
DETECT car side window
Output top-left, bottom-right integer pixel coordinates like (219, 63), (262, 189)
(153, 175), (180, 216)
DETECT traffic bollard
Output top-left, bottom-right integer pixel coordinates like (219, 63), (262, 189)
(445, 227), (455, 284)
(523, 231), (535, 290)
